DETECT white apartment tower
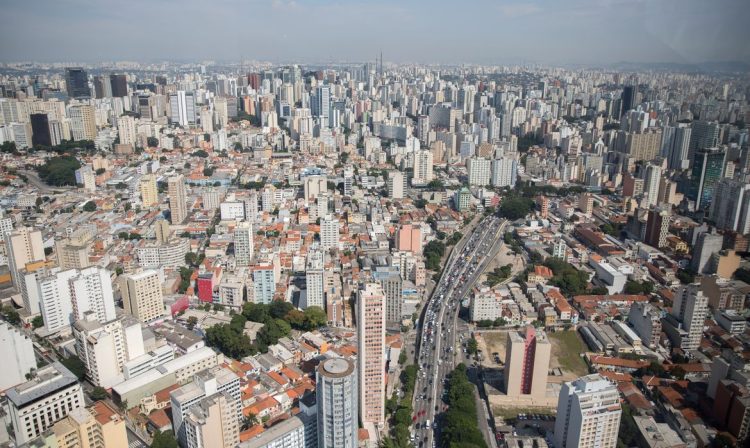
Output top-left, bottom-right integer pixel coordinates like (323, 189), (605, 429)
(553, 374), (622, 448)
(320, 215), (339, 251)
(233, 221), (254, 267)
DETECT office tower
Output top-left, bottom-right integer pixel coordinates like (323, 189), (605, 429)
(625, 129), (662, 161)
(305, 249), (325, 309)
(691, 231), (724, 274)
(234, 221), (254, 266)
(109, 74), (128, 97)
(374, 266), (403, 324)
(304, 175), (328, 202)
(398, 223), (422, 254)
(553, 374), (621, 448)
(183, 393), (240, 448)
(317, 358), (358, 448)
(642, 164), (661, 208)
(252, 263), (276, 304)
(412, 149), (434, 186)
(644, 207), (670, 248)
(73, 314), (145, 388)
(357, 283), (386, 426)
(50, 401), (128, 448)
(170, 91), (197, 126)
(621, 85), (636, 117)
(65, 67), (91, 98)
(0, 322), (36, 391)
(689, 120), (719, 160)
(627, 302), (662, 349)
(116, 115), (137, 146)
(68, 104), (97, 141)
(5, 226), (45, 289)
(387, 171), (405, 199)
(669, 284), (708, 350)
(7, 362), (85, 445)
(121, 270), (165, 324)
(504, 327), (551, 398)
(10, 122), (33, 149)
(69, 266), (116, 324)
(170, 366), (241, 444)
(168, 174), (188, 224)
(491, 156), (518, 188)
(30, 113), (52, 147)
(688, 148), (726, 211)
(312, 85), (330, 126)
(139, 174), (158, 207)
(93, 75), (111, 98)
(664, 124), (692, 170)
(320, 215), (339, 251)
(48, 119), (64, 146)
(710, 178), (750, 235)
(467, 156), (492, 186)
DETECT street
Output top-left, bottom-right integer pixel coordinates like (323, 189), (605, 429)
(410, 215), (507, 448)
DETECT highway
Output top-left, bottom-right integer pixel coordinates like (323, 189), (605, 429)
(410, 215), (507, 448)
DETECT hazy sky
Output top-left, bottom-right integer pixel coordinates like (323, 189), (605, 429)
(1, 0), (748, 65)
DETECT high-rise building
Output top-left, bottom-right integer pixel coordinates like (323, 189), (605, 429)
(117, 115), (137, 146)
(109, 74), (128, 97)
(93, 75), (112, 98)
(664, 123), (691, 170)
(689, 120), (719, 160)
(35, 268), (77, 334)
(170, 91), (197, 127)
(121, 270), (165, 324)
(387, 171), (405, 199)
(553, 374), (621, 448)
(252, 263), (276, 304)
(504, 327), (551, 398)
(688, 148), (726, 211)
(305, 249), (325, 309)
(691, 231), (724, 274)
(412, 149), (434, 186)
(320, 215), (339, 251)
(578, 193), (594, 216)
(50, 401), (128, 448)
(374, 266), (403, 325)
(644, 207), (670, 249)
(73, 313), (145, 388)
(664, 283), (708, 350)
(312, 85), (330, 126)
(183, 392), (240, 448)
(56, 236), (91, 271)
(0, 322), (36, 391)
(234, 221), (254, 267)
(642, 164), (661, 208)
(357, 283), (386, 426)
(627, 302), (662, 349)
(65, 67), (91, 98)
(139, 174), (158, 207)
(7, 362), (85, 445)
(467, 156), (491, 186)
(69, 266), (117, 324)
(168, 174), (188, 224)
(30, 113), (52, 147)
(620, 85), (636, 117)
(491, 156), (518, 188)
(68, 104), (97, 141)
(5, 226), (45, 289)
(316, 358), (358, 448)
(304, 175), (328, 202)
(710, 178), (750, 235)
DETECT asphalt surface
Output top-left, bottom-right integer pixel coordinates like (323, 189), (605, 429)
(410, 216), (507, 448)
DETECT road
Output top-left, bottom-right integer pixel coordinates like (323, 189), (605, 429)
(18, 169), (72, 194)
(410, 215), (507, 448)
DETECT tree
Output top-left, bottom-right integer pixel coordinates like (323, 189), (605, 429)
(499, 195), (534, 220)
(676, 269), (696, 284)
(35, 156), (81, 186)
(185, 252), (198, 267)
(303, 306), (327, 329)
(59, 355), (87, 380)
(1, 306), (21, 325)
(32, 315), (44, 329)
(414, 198), (427, 209)
(467, 337), (478, 355)
(90, 386), (109, 400)
(150, 430), (178, 448)
(186, 316), (198, 330)
(82, 201), (97, 212)
(147, 137), (159, 147)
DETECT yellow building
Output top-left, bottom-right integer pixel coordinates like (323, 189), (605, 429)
(52, 401), (128, 448)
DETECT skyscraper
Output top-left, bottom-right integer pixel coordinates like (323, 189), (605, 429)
(139, 174), (158, 207)
(93, 75), (112, 98)
(467, 156), (491, 186)
(116, 115), (137, 146)
(0, 322), (36, 391)
(233, 221), (254, 266)
(320, 215), (339, 251)
(170, 91), (197, 127)
(691, 231), (724, 274)
(168, 174), (188, 224)
(667, 283), (708, 350)
(109, 74), (128, 97)
(689, 120), (719, 160)
(642, 164), (661, 208)
(65, 67), (91, 98)
(30, 113), (52, 147)
(504, 326), (551, 398)
(373, 266), (403, 325)
(412, 149), (434, 186)
(69, 266), (117, 324)
(316, 358), (358, 448)
(710, 177), (750, 235)
(312, 85), (330, 126)
(305, 249), (325, 309)
(644, 207), (670, 249)
(553, 374), (621, 448)
(5, 226), (45, 289)
(121, 270), (165, 324)
(664, 123), (691, 170)
(387, 171), (405, 199)
(620, 85), (636, 117)
(357, 283), (386, 426)
(68, 104), (97, 141)
(688, 148), (726, 211)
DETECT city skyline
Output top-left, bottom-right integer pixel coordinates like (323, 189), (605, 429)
(1, 0), (748, 65)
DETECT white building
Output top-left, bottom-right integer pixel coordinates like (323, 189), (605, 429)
(491, 157), (518, 188)
(320, 215), (339, 251)
(553, 374), (621, 448)
(467, 157), (491, 186)
(117, 115), (137, 146)
(69, 266), (117, 324)
(234, 221), (254, 267)
(6, 362), (85, 445)
(412, 149), (434, 186)
(304, 249), (325, 309)
(170, 91), (196, 127)
(0, 322), (36, 391)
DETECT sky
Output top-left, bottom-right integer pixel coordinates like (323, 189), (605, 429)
(1, 0), (748, 65)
